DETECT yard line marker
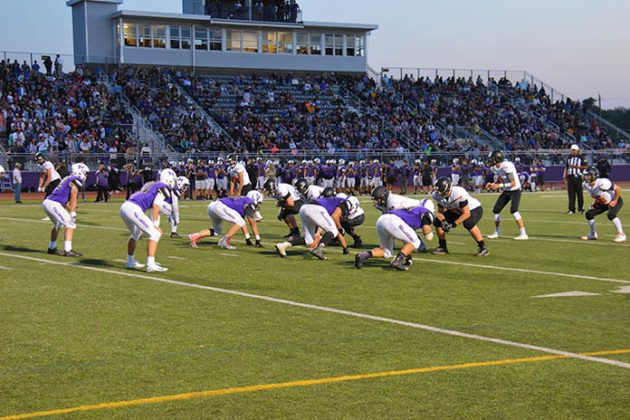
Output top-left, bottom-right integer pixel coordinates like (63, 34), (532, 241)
(2, 348), (630, 420)
(532, 291), (602, 298)
(0, 265), (11, 270)
(219, 253), (239, 257)
(613, 286), (630, 294)
(1, 252), (629, 371)
(167, 256), (187, 260)
(414, 257), (630, 285)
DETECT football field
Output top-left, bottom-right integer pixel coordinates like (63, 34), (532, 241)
(1, 190), (629, 419)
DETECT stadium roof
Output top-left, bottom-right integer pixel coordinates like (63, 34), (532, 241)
(109, 10), (377, 31)
(66, 0), (122, 6)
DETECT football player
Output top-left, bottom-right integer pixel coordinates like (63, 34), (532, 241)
(371, 186), (434, 250)
(432, 177), (489, 256)
(36, 153), (62, 197)
(581, 167), (626, 242)
(264, 178), (302, 239)
(355, 205), (434, 271)
(295, 178), (324, 200)
(120, 175), (176, 272)
(158, 175), (190, 239)
(485, 150), (529, 240)
(41, 163), (87, 257)
(274, 195), (349, 260)
(336, 193), (365, 248)
(227, 155), (253, 196)
(188, 190), (263, 249)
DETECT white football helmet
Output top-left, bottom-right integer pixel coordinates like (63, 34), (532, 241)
(160, 168), (177, 189)
(71, 163), (89, 182)
(177, 176), (190, 193)
(0, 164), (5, 176)
(247, 190), (264, 207)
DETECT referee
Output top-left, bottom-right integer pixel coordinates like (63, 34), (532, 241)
(563, 144), (587, 214)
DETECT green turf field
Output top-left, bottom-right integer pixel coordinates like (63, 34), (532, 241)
(1, 190), (629, 419)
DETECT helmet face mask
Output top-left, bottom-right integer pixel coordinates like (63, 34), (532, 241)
(295, 178), (309, 194)
(263, 179), (276, 195)
(322, 187), (335, 198)
(489, 150), (505, 166)
(584, 167), (599, 184)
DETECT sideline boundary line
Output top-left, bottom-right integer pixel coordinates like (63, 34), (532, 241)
(2, 251), (629, 371)
(2, 348), (630, 420)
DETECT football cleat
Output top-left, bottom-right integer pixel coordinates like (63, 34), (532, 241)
(390, 255), (409, 271)
(476, 246), (490, 257)
(275, 242), (289, 258)
(310, 245), (327, 260)
(417, 241), (429, 253)
(614, 233), (627, 243)
(218, 236), (236, 250)
(405, 255), (414, 266)
(126, 260), (145, 270)
(351, 237), (363, 248)
(41, 216), (51, 221)
(514, 233), (529, 241)
(580, 233), (598, 241)
(354, 252), (370, 269)
(146, 263), (168, 273)
(188, 234), (200, 248)
(170, 232), (182, 239)
(47, 248), (63, 255)
(432, 247), (449, 255)
(486, 232), (500, 239)
(63, 250), (83, 257)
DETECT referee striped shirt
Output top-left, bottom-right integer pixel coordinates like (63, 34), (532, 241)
(566, 155), (584, 177)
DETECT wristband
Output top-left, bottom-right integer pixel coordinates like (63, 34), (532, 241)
(70, 211), (77, 218)
(153, 217), (160, 228)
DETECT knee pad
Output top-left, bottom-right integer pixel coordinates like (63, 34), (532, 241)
(512, 211), (522, 221)
(148, 230), (162, 242)
(425, 231), (434, 242)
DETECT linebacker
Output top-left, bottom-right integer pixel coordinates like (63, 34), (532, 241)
(581, 167), (626, 243)
(485, 150), (529, 240)
(432, 177), (489, 256)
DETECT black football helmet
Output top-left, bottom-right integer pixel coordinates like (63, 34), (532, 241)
(263, 178), (277, 195)
(371, 186), (389, 206)
(435, 177), (452, 197)
(583, 167), (599, 183)
(35, 152), (45, 164)
(322, 187), (335, 198)
(295, 178), (309, 194)
(227, 154), (237, 166)
(489, 150), (505, 165)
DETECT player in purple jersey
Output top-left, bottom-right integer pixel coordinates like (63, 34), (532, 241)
(120, 179), (175, 272)
(275, 195), (349, 260)
(355, 205), (434, 271)
(189, 190), (264, 249)
(41, 163), (88, 257)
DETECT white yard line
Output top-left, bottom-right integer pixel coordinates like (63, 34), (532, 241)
(167, 256), (187, 260)
(218, 253), (240, 257)
(1, 251), (629, 370)
(0, 265), (11, 270)
(414, 258), (630, 285)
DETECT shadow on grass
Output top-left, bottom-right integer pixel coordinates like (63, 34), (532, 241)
(1, 244), (43, 254)
(79, 258), (118, 268)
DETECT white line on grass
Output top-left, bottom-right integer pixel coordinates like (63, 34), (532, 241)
(414, 258), (630, 285)
(167, 256), (187, 260)
(1, 251), (629, 370)
(219, 253), (239, 257)
(0, 265), (11, 270)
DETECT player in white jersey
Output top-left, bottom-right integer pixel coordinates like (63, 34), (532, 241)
(295, 178), (324, 200)
(158, 173), (189, 239)
(432, 177), (489, 256)
(372, 186), (434, 251)
(227, 154), (252, 196)
(263, 179), (303, 238)
(581, 167), (626, 242)
(36, 153), (62, 197)
(485, 151), (529, 240)
(336, 193), (366, 247)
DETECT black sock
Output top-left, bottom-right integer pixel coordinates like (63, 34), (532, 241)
(477, 240), (486, 248)
(366, 250), (373, 258)
(290, 236), (306, 246)
(321, 231), (335, 246)
(439, 239), (447, 249)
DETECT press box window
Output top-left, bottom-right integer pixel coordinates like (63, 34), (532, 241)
(195, 27), (208, 50)
(153, 26), (166, 48)
(123, 24), (136, 47)
(138, 24), (152, 48)
(209, 29), (222, 51)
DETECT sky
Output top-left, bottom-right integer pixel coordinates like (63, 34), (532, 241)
(0, 0), (629, 108)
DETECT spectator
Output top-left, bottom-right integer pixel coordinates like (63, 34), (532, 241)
(12, 163), (23, 203)
(54, 54), (63, 77)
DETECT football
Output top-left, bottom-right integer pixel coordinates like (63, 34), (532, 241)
(596, 191), (613, 205)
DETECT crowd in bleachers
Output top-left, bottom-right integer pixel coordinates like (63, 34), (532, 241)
(2, 62), (625, 167)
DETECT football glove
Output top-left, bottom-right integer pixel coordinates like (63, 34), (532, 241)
(441, 222), (455, 233)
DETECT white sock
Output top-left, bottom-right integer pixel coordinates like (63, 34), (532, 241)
(519, 227), (526, 235)
(147, 256), (156, 266)
(612, 218), (624, 234)
(127, 255), (136, 265)
(49, 241), (56, 249)
(588, 219), (596, 235)
(64, 241), (72, 252)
